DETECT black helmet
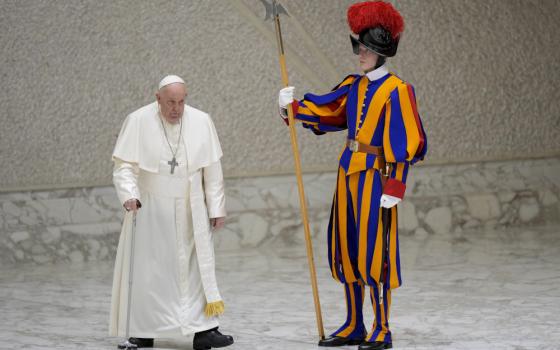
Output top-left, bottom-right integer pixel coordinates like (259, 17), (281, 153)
(350, 26), (399, 57)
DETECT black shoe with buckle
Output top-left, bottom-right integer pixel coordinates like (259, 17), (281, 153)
(318, 335), (365, 347)
(193, 327), (234, 350)
(358, 340), (392, 350)
(117, 338), (154, 349)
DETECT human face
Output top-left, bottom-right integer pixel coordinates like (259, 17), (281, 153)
(358, 44), (379, 73)
(156, 83), (187, 124)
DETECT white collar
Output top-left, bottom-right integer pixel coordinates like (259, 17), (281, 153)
(365, 64), (389, 81)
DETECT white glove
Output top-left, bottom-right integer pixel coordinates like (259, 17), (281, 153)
(278, 86), (295, 109)
(380, 194), (401, 208)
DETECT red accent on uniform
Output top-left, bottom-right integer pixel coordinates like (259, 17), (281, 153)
(319, 100), (347, 126)
(319, 114), (346, 127)
(283, 100), (300, 126)
(407, 84), (425, 155)
(291, 100), (299, 116)
(383, 178), (406, 199)
(347, 1), (404, 39)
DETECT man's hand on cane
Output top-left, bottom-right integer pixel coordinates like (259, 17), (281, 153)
(210, 217), (225, 231)
(124, 198), (141, 213)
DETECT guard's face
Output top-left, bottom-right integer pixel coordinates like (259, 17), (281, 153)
(357, 44), (379, 72)
(156, 83), (187, 124)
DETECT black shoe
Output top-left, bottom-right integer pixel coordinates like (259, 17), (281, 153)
(193, 327), (234, 350)
(117, 338), (154, 349)
(358, 341), (392, 350)
(318, 335), (365, 347)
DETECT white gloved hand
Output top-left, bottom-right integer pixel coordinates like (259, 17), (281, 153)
(380, 194), (401, 208)
(278, 86), (295, 109)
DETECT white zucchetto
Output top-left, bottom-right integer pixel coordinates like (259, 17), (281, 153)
(158, 75), (185, 90)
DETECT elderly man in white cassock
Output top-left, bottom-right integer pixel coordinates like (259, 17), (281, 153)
(109, 75), (234, 350)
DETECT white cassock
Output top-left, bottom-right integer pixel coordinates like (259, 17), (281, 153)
(109, 102), (226, 338)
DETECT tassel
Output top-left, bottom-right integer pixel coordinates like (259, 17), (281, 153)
(204, 300), (225, 317)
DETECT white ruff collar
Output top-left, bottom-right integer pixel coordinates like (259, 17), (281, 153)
(366, 64), (389, 81)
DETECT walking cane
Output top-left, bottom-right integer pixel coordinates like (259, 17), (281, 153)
(260, 0), (325, 340)
(118, 212), (138, 349)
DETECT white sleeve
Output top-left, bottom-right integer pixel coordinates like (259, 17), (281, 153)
(112, 157), (141, 205)
(203, 160), (226, 218)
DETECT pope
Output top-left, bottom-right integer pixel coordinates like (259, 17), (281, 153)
(109, 75), (234, 350)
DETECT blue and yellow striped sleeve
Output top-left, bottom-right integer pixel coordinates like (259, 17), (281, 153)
(290, 75), (357, 134)
(382, 82), (427, 199)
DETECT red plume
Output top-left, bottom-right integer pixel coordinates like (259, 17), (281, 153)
(347, 1), (404, 39)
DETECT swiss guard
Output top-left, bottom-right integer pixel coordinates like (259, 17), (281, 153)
(277, 1), (427, 349)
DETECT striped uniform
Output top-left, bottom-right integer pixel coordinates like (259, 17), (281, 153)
(290, 69), (427, 343)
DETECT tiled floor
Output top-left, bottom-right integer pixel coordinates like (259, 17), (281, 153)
(1, 225), (559, 349)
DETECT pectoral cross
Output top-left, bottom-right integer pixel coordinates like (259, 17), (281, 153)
(168, 157), (179, 174)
